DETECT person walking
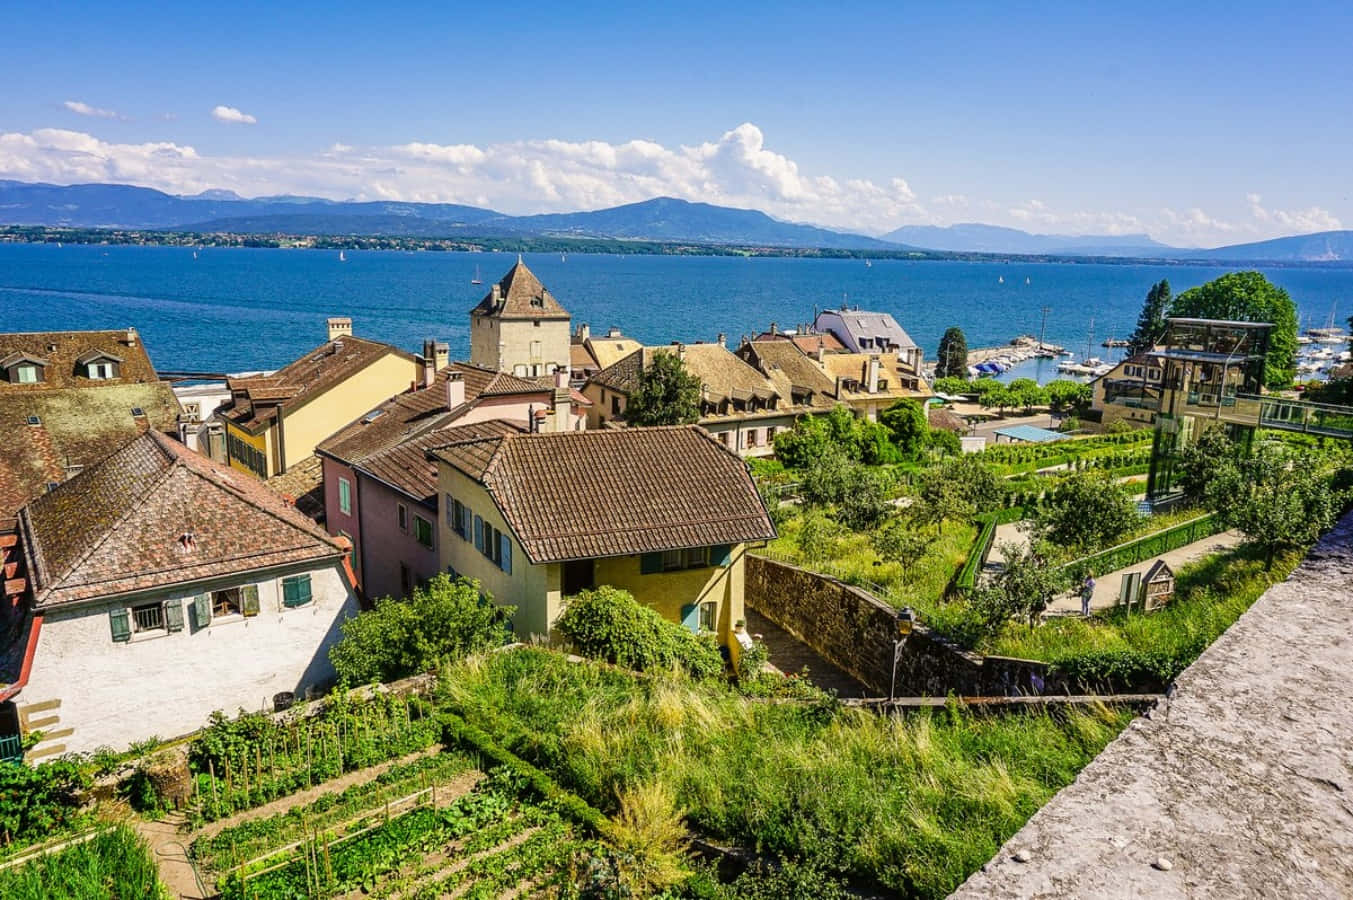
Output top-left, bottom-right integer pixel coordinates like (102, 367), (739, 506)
(1080, 575), (1096, 617)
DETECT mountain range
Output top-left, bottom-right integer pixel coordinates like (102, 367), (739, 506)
(2, 179), (1350, 262)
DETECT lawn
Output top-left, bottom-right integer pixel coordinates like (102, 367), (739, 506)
(438, 647), (1133, 898)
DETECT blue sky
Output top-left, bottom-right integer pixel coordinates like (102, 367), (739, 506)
(2, 1), (1350, 245)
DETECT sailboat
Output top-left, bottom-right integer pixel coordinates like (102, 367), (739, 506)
(471, 265), (482, 285)
(339, 250), (347, 262)
(865, 259), (872, 268)
(561, 254), (567, 263)
(1025, 277), (1031, 285)
(998, 275), (1004, 284)
(192, 250), (198, 260)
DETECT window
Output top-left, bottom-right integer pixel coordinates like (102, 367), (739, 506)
(660, 546), (709, 571)
(698, 601), (717, 632)
(87, 361), (117, 379)
(414, 514), (434, 549)
(131, 601), (165, 633)
(338, 477), (352, 515)
(226, 431), (267, 478)
(400, 563), (413, 597)
(397, 502), (408, 532)
(281, 574), (313, 608)
(212, 587), (242, 617)
(611, 396), (621, 415)
(533, 320), (541, 327)
(15, 364), (39, 384)
(451, 499), (470, 539)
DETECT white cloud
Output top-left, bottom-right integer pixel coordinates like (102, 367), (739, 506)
(1246, 193), (1341, 234)
(63, 100), (123, 120)
(211, 105), (257, 125)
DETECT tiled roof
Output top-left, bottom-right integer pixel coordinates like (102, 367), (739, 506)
(587, 336), (644, 370)
(751, 331), (846, 354)
(429, 426), (777, 564)
(316, 362), (548, 465)
(362, 420), (524, 503)
(818, 351), (926, 401)
(928, 407), (969, 433)
(221, 336), (414, 432)
(814, 309), (919, 352)
(739, 340), (838, 408)
(18, 430), (345, 608)
(469, 259), (570, 321)
(266, 454), (326, 522)
(590, 344), (783, 404)
(0, 377), (180, 518)
(0, 329), (159, 389)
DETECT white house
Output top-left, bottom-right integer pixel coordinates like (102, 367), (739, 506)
(1, 429), (360, 758)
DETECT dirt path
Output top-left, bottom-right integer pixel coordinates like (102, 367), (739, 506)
(136, 814), (210, 900)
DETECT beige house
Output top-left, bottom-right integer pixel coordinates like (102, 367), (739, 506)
(738, 338), (931, 421)
(218, 318), (419, 479)
(570, 324), (643, 380)
(1, 430), (359, 757)
(430, 426), (776, 654)
(584, 342), (822, 456)
(1090, 353), (1165, 428)
(470, 259), (572, 377)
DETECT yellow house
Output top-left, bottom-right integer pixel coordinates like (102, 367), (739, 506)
(219, 318), (419, 478)
(428, 425), (777, 653)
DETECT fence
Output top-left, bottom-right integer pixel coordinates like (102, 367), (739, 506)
(1057, 513), (1221, 579)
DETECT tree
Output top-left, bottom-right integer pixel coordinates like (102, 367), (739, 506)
(936, 326), (969, 379)
(1007, 377), (1048, 413)
(871, 518), (933, 580)
(980, 385), (1018, 415)
(912, 454), (1000, 532)
(1204, 447), (1339, 568)
(834, 465), (896, 531)
(773, 405), (862, 469)
(1166, 271), (1299, 389)
(800, 444), (853, 507)
(932, 376), (973, 396)
(878, 398), (930, 460)
(1045, 379), (1092, 415)
(796, 509), (841, 562)
(626, 351), (702, 426)
(971, 543), (1067, 629)
(857, 418), (903, 465)
(1127, 279), (1171, 355)
(1175, 425), (1239, 505)
(329, 574), (514, 683)
(1032, 469), (1138, 553)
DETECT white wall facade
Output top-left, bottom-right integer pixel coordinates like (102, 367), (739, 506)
(19, 561), (358, 756)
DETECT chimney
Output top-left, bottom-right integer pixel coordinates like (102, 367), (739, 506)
(606, 326), (622, 338)
(867, 356), (880, 393)
(716, 332), (726, 347)
(816, 340), (826, 363)
(834, 375), (845, 399)
(490, 284), (502, 305)
(124, 327), (138, 348)
(553, 368), (567, 389)
(551, 382), (571, 432)
(327, 316), (353, 341)
(769, 321), (777, 336)
(577, 323), (591, 342)
(420, 340), (436, 389)
(445, 373), (466, 409)
(433, 341), (449, 370)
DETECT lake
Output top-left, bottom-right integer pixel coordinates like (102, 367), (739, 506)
(0, 242), (1348, 377)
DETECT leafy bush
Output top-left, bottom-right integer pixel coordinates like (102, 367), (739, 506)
(0, 825), (168, 900)
(329, 573), (514, 683)
(0, 759), (91, 849)
(555, 587), (724, 679)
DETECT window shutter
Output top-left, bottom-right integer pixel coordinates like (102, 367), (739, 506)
(680, 603), (700, 633)
(712, 544), (733, 567)
(474, 516), (484, 552)
(500, 533), (512, 575)
(460, 505), (471, 539)
(164, 599), (184, 632)
(109, 607), (131, 642)
(193, 593), (211, 628)
(445, 493), (454, 527)
(640, 552), (663, 575)
(241, 584), (260, 617)
(283, 574), (312, 608)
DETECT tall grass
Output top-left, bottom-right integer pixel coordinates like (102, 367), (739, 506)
(0, 825), (168, 900)
(438, 648), (1131, 898)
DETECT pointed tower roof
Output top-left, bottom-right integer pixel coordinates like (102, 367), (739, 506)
(470, 258), (570, 321)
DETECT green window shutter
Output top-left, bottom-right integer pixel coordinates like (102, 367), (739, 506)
(712, 544), (733, 567)
(241, 584), (260, 617)
(338, 478), (351, 515)
(680, 603), (700, 633)
(640, 552), (663, 575)
(474, 516), (484, 552)
(164, 599), (184, 632)
(499, 533), (512, 574)
(109, 607), (131, 642)
(193, 593), (211, 628)
(283, 574), (312, 608)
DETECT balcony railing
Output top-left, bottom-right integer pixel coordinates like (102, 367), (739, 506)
(0, 733), (23, 765)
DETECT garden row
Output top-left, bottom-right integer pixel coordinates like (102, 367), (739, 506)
(0, 826), (168, 900)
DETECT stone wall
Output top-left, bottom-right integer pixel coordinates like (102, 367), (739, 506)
(746, 556), (1062, 697)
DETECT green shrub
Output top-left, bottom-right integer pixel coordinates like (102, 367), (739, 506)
(0, 759), (91, 848)
(555, 586), (724, 679)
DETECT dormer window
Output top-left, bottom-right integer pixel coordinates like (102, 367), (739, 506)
(1, 352), (47, 384)
(76, 349), (123, 380)
(16, 364), (39, 383)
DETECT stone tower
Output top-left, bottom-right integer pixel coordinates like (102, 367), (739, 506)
(469, 257), (572, 377)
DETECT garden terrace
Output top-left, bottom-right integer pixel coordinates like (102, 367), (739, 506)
(436, 646), (1134, 898)
(0, 825), (169, 899)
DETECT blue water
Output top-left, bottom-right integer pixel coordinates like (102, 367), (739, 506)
(0, 243), (1348, 376)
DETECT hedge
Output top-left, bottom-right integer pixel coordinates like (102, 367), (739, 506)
(1059, 514), (1220, 579)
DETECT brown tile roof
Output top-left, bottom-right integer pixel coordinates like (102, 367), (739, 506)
(0, 346), (180, 518)
(469, 258), (570, 321)
(362, 420), (524, 503)
(751, 330), (846, 354)
(0, 329), (159, 389)
(266, 454), (326, 522)
(818, 351), (928, 401)
(315, 363), (548, 465)
(428, 425), (777, 564)
(18, 430), (345, 608)
(590, 344), (783, 405)
(739, 340), (838, 408)
(928, 406), (969, 433)
(221, 336), (415, 432)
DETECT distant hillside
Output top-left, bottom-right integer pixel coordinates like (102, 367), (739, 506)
(1182, 230), (1353, 263)
(883, 222), (1177, 257)
(0, 181), (893, 250)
